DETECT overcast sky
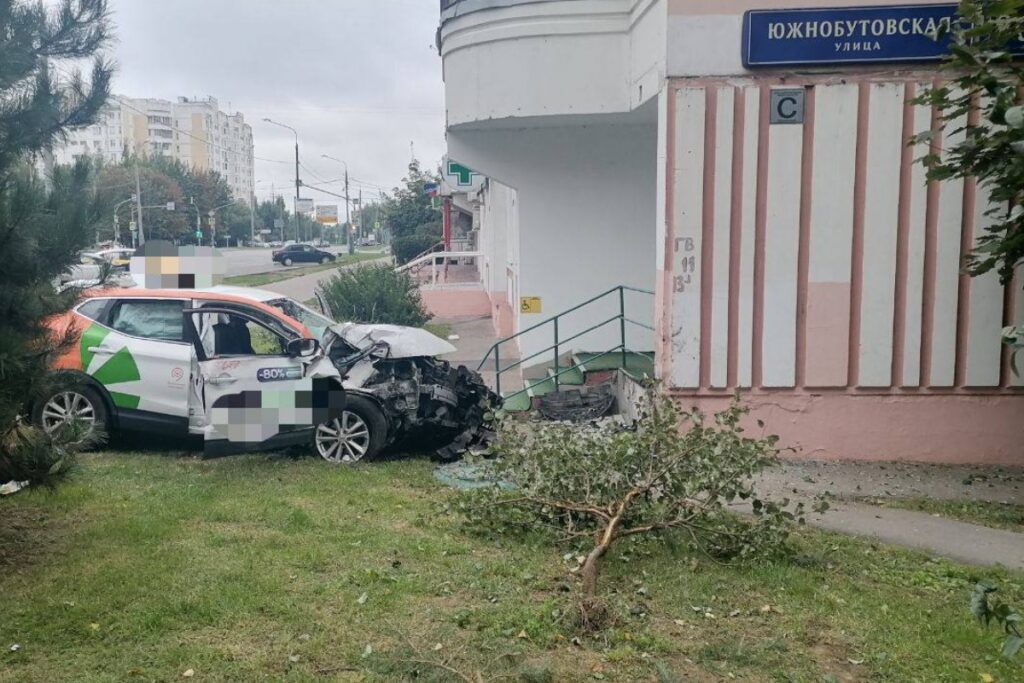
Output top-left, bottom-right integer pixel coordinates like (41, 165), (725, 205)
(106, 0), (445, 206)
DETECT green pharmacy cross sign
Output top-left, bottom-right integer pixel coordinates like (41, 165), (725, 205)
(446, 161), (481, 187)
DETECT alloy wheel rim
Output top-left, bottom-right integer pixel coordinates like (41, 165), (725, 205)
(41, 391), (96, 435)
(315, 411), (370, 463)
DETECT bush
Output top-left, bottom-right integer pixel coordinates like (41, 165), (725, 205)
(460, 388), (804, 606)
(317, 263), (431, 327)
(391, 234), (440, 266)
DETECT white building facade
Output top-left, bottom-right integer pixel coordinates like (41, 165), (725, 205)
(439, 0), (1024, 464)
(51, 95), (254, 200)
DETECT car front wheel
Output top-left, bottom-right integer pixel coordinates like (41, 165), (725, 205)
(314, 395), (386, 464)
(320, 256), (330, 265)
(32, 385), (109, 445)
(282, 257), (293, 266)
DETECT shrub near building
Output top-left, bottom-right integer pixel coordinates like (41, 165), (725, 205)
(318, 264), (431, 327)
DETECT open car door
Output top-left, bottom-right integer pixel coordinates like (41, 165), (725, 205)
(314, 289), (334, 322)
(185, 306), (344, 457)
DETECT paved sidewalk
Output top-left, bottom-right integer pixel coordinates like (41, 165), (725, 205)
(753, 460), (1024, 570)
(435, 315), (522, 390)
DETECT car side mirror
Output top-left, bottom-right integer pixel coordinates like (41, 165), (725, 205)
(286, 337), (320, 358)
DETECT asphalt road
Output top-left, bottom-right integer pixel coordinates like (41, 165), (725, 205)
(218, 246), (382, 276)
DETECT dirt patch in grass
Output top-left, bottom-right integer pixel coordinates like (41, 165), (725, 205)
(0, 507), (59, 569)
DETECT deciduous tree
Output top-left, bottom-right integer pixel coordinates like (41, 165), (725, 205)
(916, 0), (1024, 359)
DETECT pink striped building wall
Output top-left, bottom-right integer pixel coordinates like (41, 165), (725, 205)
(656, 76), (1024, 463)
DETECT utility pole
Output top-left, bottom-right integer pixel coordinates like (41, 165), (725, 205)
(345, 168), (353, 255)
(250, 192), (256, 245)
(263, 118), (301, 242)
(294, 138), (301, 242)
(134, 164), (145, 246)
(191, 197), (201, 245)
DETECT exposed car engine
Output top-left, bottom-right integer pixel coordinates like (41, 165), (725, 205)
(328, 335), (498, 461)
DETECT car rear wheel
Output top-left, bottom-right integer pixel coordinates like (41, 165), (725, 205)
(314, 395), (386, 464)
(282, 257), (293, 266)
(32, 385), (108, 445)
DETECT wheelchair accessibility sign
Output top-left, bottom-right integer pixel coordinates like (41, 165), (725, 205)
(520, 296), (542, 314)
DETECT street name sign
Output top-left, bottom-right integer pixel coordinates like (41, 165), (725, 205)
(741, 3), (1022, 67)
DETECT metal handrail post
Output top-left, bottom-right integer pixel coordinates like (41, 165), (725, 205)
(553, 317), (560, 391)
(495, 345), (501, 396)
(619, 286), (627, 369)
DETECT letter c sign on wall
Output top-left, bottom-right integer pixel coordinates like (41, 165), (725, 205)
(770, 89), (805, 125)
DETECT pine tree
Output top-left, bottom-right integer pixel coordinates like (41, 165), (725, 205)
(0, 0), (113, 486)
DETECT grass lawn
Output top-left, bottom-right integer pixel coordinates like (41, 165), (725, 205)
(223, 253), (385, 288)
(851, 496), (1024, 533)
(423, 322), (453, 341)
(2, 453), (1023, 682)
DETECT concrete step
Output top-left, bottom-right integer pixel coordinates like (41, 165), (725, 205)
(573, 351), (655, 379)
(501, 391), (532, 413)
(546, 365), (585, 385)
(524, 376), (557, 398)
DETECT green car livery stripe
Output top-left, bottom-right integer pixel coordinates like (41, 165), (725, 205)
(108, 392), (141, 410)
(79, 323), (111, 372)
(80, 322), (142, 409)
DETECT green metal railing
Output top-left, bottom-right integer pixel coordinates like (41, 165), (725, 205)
(477, 285), (655, 401)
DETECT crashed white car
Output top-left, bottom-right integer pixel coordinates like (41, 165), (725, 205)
(202, 286), (497, 461)
(41, 285), (494, 464)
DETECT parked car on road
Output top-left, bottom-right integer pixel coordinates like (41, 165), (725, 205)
(272, 243), (336, 266)
(92, 248), (135, 269)
(56, 251), (136, 291)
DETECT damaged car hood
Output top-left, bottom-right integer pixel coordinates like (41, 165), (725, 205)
(329, 323), (456, 358)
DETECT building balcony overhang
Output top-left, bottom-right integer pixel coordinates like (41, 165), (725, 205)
(439, 0), (666, 127)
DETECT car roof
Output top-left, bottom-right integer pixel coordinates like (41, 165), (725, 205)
(196, 285), (280, 302)
(80, 287), (309, 336)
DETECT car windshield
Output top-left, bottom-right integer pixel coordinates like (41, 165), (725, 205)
(267, 297), (335, 340)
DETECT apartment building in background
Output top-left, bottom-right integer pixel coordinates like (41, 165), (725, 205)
(52, 95), (254, 200)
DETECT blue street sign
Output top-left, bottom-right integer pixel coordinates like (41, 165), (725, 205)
(743, 4), (970, 67)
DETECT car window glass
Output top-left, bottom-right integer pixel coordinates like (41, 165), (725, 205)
(76, 299), (107, 322)
(109, 300), (184, 341)
(197, 312), (286, 357)
(269, 298), (334, 340)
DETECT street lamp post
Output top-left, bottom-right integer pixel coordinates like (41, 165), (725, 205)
(321, 154), (353, 255)
(112, 197), (134, 246)
(263, 118), (302, 241)
(208, 198), (255, 247)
